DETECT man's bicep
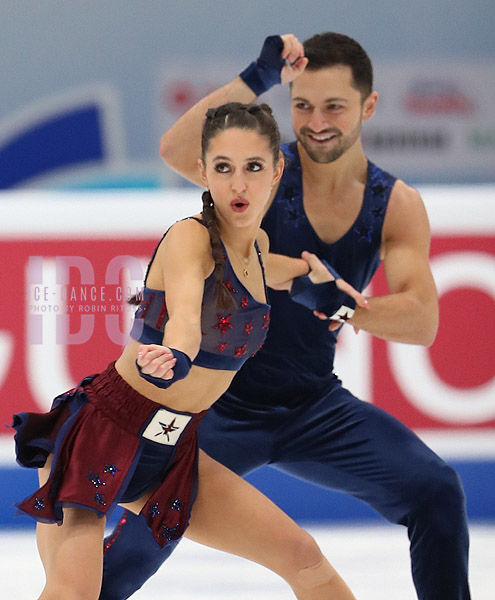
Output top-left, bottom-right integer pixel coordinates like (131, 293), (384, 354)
(382, 186), (436, 298)
(383, 241), (434, 297)
(160, 127), (204, 186)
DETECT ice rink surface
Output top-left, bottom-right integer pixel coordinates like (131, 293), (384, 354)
(2, 523), (493, 599)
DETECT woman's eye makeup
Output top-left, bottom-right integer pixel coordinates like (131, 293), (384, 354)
(213, 161), (265, 173)
(214, 162), (231, 173)
(247, 161), (263, 172)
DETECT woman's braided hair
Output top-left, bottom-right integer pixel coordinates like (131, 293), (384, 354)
(200, 102), (280, 310)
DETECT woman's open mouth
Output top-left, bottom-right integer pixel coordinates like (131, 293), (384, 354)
(230, 198), (249, 213)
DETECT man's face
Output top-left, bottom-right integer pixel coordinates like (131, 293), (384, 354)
(291, 66), (373, 163)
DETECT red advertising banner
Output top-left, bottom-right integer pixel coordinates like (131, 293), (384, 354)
(372, 234), (495, 429)
(1, 189), (494, 459)
(0, 238), (154, 418)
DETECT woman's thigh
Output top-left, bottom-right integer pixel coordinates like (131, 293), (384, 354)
(185, 450), (321, 576)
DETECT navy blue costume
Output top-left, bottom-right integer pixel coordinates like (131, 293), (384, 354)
(100, 144), (470, 600)
(130, 220), (270, 371)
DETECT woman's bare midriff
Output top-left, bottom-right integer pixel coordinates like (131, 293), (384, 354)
(114, 340), (236, 414)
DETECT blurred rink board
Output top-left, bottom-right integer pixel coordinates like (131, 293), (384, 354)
(1, 185), (494, 526)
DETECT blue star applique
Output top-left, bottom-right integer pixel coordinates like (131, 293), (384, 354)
(354, 225), (373, 243)
(371, 181), (387, 196)
(170, 498), (184, 512)
(371, 205), (385, 218)
(34, 497), (45, 511)
(87, 470), (106, 488)
(103, 463), (120, 477)
(161, 524), (180, 541)
(94, 493), (106, 507)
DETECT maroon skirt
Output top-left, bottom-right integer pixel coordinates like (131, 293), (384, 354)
(12, 362), (207, 547)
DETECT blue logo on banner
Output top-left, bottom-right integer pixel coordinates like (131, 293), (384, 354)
(0, 104), (105, 188)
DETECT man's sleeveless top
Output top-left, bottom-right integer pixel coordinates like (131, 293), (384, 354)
(129, 218), (270, 371)
(229, 141), (397, 398)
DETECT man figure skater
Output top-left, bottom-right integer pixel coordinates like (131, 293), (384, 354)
(100, 32), (470, 600)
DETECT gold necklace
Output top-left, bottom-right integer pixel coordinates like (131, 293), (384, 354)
(226, 244), (253, 277)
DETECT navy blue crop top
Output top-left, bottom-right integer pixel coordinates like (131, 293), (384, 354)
(129, 218), (271, 371)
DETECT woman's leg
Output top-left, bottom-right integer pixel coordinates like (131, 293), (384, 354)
(35, 456), (107, 600)
(185, 451), (356, 600)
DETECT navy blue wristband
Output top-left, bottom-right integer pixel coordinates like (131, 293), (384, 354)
(239, 35), (285, 96)
(136, 347), (192, 389)
(321, 260), (341, 281)
(289, 261), (356, 319)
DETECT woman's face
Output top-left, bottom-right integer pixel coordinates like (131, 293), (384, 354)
(199, 127), (283, 231)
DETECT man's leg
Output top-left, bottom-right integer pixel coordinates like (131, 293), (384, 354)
(272, 382), (470, 600)
(100, 380), (470, 600)
(100, 512), (178, 600)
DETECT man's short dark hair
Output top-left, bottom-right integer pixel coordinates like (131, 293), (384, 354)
(303, 32), (373, 100)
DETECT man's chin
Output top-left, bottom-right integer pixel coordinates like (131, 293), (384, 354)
(304, 146), (341, 164)
(297, 138), (342, 164)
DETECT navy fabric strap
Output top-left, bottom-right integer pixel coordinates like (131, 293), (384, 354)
(136, 348), (192, 389)
(321, 260), (340, 281)
(289, 260), (356, 319)
(239, 35), (285, 96)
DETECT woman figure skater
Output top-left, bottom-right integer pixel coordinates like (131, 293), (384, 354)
(13, 102), (365, 600)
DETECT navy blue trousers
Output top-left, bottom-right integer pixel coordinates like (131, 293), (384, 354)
(100, 377), (470, 599)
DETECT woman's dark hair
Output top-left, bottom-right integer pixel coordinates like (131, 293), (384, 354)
(201, 102), (280, 164)
(303, 32), (373, 101)
(200, 102), (281, 310)
(201, 190), (235, 310)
